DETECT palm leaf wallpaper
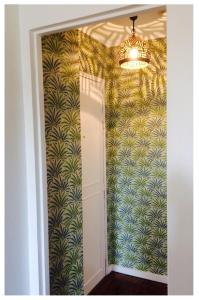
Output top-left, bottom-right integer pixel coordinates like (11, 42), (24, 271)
(80, 31), (167, 275)
(42, 29), (167, 295)
(42, 31), (83, 295)
(106, 40), (167, 274)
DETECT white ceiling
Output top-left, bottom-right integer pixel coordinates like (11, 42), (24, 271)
(79, 7), (167, 47)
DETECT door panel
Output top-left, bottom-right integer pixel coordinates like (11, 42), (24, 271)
(80, 73), (105, 294)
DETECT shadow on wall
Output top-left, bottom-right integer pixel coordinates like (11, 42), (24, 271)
(79, 10), (167, 46)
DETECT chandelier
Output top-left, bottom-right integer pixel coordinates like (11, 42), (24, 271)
(119, 16), (150, 70)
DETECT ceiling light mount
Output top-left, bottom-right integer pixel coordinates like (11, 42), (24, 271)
(119, 15), (150, 70)
(130, 15), (137, 35)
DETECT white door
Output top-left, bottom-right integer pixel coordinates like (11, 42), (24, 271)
(80, 72), (106, 295)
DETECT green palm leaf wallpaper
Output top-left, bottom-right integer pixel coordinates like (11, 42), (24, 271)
(80, 31), (167, 275)
(42, 31), (83, 295)
(42, 29), (167, 295)
(106, 39), (167, 275)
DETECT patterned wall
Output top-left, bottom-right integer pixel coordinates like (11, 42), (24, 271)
(80, 31), (167, 275)
(42, 30), (167, 295)
(106, 40), (167, 275)
(79, 30), (109, 78)
(42, 31), (83, 295)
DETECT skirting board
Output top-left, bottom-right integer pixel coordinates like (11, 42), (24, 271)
(107, 264), (168, 284)
(84, 269), (104, 295)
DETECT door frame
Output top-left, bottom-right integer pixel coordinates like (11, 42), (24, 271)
(26, 4), (171, 295)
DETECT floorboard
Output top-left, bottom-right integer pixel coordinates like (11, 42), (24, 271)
(89, 271), (167, 295)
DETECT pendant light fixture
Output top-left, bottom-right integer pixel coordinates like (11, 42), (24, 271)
(119, 16), (150, 70)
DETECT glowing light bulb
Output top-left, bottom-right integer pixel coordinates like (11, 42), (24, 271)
(129, 48), (139, 59)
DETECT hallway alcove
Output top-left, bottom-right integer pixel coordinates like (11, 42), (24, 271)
(41, 6), (167, 295)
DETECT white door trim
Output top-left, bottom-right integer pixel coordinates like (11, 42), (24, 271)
(26, 4), (164, 295)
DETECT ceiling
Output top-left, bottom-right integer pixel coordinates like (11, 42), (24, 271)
(79, 6), (167, 47)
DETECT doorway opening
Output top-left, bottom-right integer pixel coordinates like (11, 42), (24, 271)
(40, 5), (167, 295)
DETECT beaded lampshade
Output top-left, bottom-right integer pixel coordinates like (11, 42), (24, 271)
(119, 16), (150, 70)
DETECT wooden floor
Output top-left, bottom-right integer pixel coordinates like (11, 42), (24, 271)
(89, 271), (167, 295)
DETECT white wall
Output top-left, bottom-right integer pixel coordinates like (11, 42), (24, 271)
(5, 5), (30, 295)
(167, 5), (193, 295)
(19, 4), (128, 30)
